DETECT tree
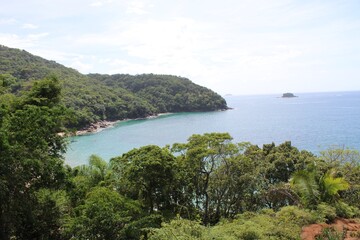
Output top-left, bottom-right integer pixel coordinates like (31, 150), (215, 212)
(208, 154), (261, 218)
(0, 73), (16, 93)
(23, 75), (61, 107)
(290, 168), (349, 209)
(68, 187), (141, 239)
(172, 133), (237, 224)
(0, 77), (68, 239)
(68, 155), (110, 207)
(31, 189), (70, 240)
(111, 145), (176, 214)
(73, 155), (109, 186)
(241, 141), (315, 210)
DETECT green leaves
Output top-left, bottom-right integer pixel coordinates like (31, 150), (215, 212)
(23, 76), (61, 107)
(0, 77), (68, 239)
(320, 169), (349, 200)
(111, 145), (176, 213)
(290, 170), (320, 207)
(69, 187), (141, 239)
(291, 168), (350, 209)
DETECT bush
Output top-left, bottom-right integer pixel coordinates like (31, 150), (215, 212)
(120, 214), (163, 239)
(239, 230), (261, 240)
(335, 201), (360, 218)
(148, 218), (206, 240)
(276, 206), (315, 226)
(316, 203), (337, 222)
(209, 208), (304, 240)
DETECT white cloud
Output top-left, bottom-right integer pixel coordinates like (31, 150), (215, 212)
(0, 32), (49, 49)
(90, 0), (113, 7)
(22, 23), (38, 29)
(70, 59), (93, 73)
(0, 18), (17, 25)
(126, 1), (149, 15)
(90, 1), (103, 7)
(28, 33), (49, 41)
(29, 48), (83, 62)
(55, 14), (321, 94)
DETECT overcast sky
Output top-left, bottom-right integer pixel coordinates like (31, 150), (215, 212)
(1, 0), (360, 95)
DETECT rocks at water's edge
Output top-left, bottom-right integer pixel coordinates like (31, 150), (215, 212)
(75, 120), (119, 135)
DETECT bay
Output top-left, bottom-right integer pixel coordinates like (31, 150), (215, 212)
(65, 91), (360, 166)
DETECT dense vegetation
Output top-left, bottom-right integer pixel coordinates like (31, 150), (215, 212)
(0, 45), (227, 129)
(0, 77), (359, 239)
(89, 74), (228, 113)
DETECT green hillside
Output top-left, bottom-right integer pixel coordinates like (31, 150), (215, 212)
(89, 73), (227, 113)
(0, 45), (228, 129)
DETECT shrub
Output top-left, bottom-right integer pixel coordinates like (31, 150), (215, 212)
(239, 230), (261, 240)
(276, 206), (315, 226)
(335, 201), (359, 218)
(316, 203), (337, 222)
(210, 208), (304, 240)
(148, 218), (206, 240)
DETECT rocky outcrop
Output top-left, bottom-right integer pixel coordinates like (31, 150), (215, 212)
(76, 120), (118, 135)
(282, 93), (297, 98)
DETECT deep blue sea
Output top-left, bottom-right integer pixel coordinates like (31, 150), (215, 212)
(65, 91), (360, 166)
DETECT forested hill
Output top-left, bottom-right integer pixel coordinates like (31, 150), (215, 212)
(89, 73), (228, 113)
(0, 45), (228, 129)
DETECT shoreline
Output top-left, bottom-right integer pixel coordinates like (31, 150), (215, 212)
(73, 112), (174, 136)
(74, 120), (121, 136)
(61, 109), (230, 137)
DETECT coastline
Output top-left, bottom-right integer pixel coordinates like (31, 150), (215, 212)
(61, 109), (229, 137)
(73, 112), (174, 136)
(75, 120), (120, 136)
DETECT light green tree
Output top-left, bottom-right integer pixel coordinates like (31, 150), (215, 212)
(290, 169), (349, 209)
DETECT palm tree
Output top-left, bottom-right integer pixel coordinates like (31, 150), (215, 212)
(74, 154), (110, 186)
(290, 168), (349, 209)
(319, 169), (349, 203)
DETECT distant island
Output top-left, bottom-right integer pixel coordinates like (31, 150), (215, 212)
(282, 92), (298, 98)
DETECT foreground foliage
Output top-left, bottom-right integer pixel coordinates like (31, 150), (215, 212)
(149, 207), (316, 240)
(0, 77), (359, 239)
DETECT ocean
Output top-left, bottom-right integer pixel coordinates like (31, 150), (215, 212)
(64, 91), (360, 166)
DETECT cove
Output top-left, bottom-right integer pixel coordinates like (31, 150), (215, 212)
(65, 92), (360, 166)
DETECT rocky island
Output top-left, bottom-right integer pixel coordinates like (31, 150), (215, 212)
(282, 92), (298, 98)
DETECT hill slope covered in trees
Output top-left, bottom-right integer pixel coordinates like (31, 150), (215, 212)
(0, 45), (228, 129)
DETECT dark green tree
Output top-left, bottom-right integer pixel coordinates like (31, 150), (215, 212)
(68, 187), (141, 239)
(0, 77), (68, 239)
(111, 145), (176, 214)
(172, 133), (237, 224)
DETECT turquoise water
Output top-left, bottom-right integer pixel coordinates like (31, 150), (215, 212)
(65, 91), (360, 166)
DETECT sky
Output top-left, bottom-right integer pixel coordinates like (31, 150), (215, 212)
(1, 0), (360, 95)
